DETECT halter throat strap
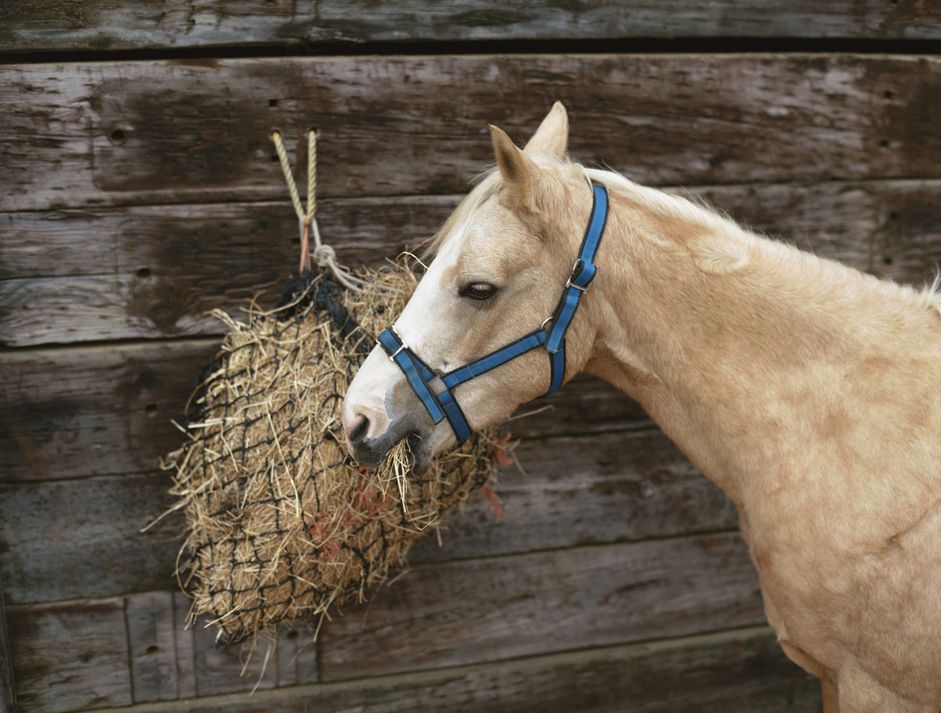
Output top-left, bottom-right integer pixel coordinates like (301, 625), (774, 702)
(378, 181), (609, 444)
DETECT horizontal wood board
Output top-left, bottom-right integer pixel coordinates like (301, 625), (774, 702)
(0, 0), (938, 53)
(222, 626), (819, 713)
(0, 425), (739, 604)
(7, 532), (773, 710)
(15, 626), (822, 713)
(2, 178), (940, 348)
(0, 55), (940, 215)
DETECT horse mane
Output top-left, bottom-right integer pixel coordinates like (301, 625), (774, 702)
(421, 158), (941, 319)
(421, 170), (502, 258)
(585, 166), (941, 320)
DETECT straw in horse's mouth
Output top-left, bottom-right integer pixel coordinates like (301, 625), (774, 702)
(404, 432), (422, 471)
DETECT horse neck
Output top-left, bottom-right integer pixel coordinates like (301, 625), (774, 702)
(584, 176), (941, 506)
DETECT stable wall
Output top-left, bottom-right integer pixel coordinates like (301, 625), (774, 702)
(2, 4), (941, 712)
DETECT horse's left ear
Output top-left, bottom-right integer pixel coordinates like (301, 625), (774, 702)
(524, 101), (569, 159)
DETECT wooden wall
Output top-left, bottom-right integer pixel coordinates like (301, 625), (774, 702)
(2, 4), (941, 712)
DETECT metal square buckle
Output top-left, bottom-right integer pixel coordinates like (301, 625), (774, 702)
(382, 326), (409, 361)
(565, 259), (588, 293)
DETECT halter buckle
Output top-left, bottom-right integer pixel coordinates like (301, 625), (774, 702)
(565, 259), (588, 293)
(383, 326), (408, 361)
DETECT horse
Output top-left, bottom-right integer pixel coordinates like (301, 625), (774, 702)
(342, 102), (941, 713)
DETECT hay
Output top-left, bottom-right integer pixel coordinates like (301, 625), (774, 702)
(163, 262), (506, 647)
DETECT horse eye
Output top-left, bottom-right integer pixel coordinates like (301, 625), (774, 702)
(459, 282), (498, 301)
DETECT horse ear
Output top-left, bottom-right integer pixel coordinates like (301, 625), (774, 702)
(524, 101), (569, 159)
(489, 124), (537, 203)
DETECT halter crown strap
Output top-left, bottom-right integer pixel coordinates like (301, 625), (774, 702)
(377, 181), (608, 444)
(543, 182), (608, 394)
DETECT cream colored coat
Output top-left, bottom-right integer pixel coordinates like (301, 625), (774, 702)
(343, 103), (941, 713)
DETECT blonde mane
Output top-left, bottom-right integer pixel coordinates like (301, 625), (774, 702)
(429, 157), (941, 321)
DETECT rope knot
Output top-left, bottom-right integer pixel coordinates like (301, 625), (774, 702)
(313, 244), (337, 267)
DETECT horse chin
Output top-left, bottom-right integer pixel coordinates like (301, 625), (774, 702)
(405, 430), (437, 475)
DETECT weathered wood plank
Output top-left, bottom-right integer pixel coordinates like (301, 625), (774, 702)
(126, 591), (179, 703)
(5, 535), (764, 711)
(320, 532), (763, 678)
(0, 337), (647, 484)
(4, 180), (940, 282)
(172, 593), (197, 699)
(174, 592), (318, 701)
(0, 472), (181, 604)
(78, 627), (818, 713)
(0, 339), (220, 481)
(7, 592), (319, 711)
(1, 0), (938, 53)
(7, 598), (131, 713)
(3, 178), (941, 346)
(191, 617), (278, 696)
(1, 55), (939, 213)
(0, 574), (15, 713)
(0, 196), (442, 280)
(409, 428), (738, 564)
(132, 591), (288, 704)
(0, 427), (738, 604)
(275, 625), (318, 688)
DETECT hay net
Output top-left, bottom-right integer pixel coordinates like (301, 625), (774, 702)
(163, 262), (506, 647)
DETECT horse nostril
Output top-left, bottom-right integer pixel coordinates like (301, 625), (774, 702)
(349, 414), (370, 445)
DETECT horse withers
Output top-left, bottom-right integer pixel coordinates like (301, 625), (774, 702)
(343, 102), (941, 713)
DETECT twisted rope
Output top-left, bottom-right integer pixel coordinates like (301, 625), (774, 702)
(271, 130), (378, 293)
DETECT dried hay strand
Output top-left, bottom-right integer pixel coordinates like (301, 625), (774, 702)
(162, 261), (508, 647)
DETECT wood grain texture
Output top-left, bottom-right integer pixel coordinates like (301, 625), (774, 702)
(3, 178), (941, 347)
(8, 592), (319, 711)
(128, 591), (292, 704)
(0, 338), (648, 484)
(409, 427), (738, 564)
(0, 0), (938, 53)
(7, 598), (131, 713)
(5, 533), (763, 711)
(126, 591), (179, 703)
(91, 628), (819, 713)
(319, 532), (763, 679)
(0, 427), (738, 604)
(0, 55), (939, 214)
(0, 574), (15, 713)
(3, 616), (819, 713)
(190, 617), (278, 697)
(172, 593), (197, 699)
(0, 472), (180, 604)
(0, 339), (220, 481)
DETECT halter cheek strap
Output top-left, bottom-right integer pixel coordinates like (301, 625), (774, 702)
(377, 181), (609, 445)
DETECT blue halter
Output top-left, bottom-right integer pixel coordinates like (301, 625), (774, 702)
(377, 181), (609, 445)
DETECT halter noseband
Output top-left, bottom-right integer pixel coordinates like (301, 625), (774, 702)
(377, 181), (609, 445)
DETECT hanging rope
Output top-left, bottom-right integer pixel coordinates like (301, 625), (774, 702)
(271, 130), (376, 293)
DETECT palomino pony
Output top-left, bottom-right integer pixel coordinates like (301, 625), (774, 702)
(342, 103), (941, 712)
